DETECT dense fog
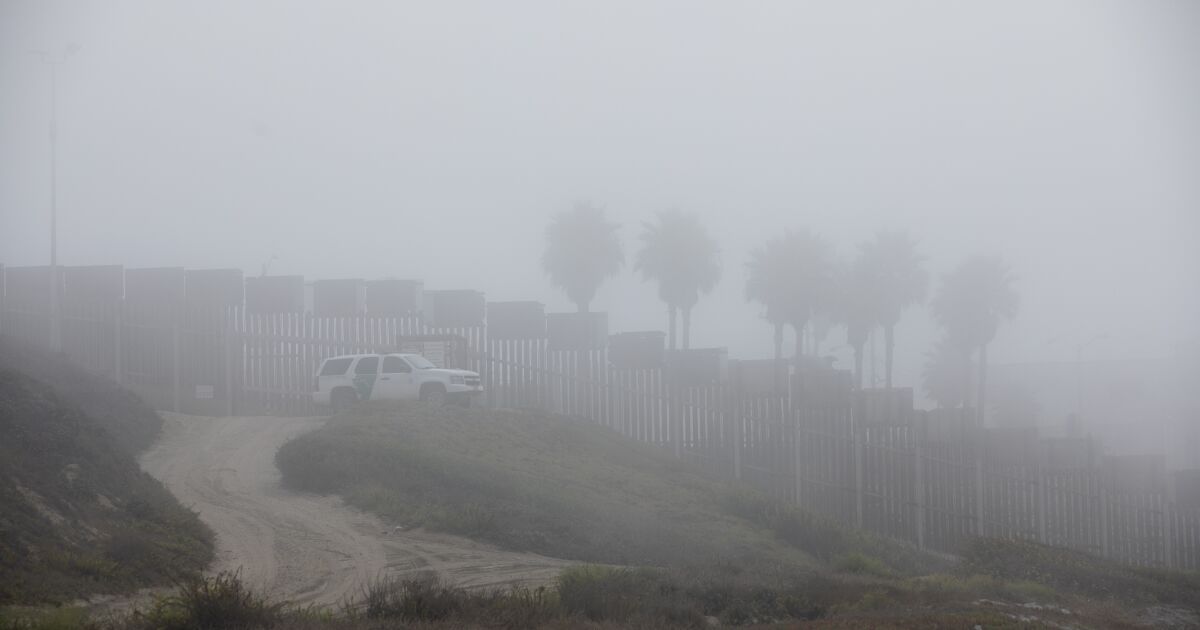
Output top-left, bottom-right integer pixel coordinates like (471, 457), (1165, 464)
(2, 1), (1198, 459)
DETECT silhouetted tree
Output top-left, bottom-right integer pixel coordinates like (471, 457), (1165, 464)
(833, 256), (876, 389)
(542, 203), (623, 313)
(635, 211), (720, 350)
(931, 256), (1018, 425)
(746, 243), (788, 390)
(746, 229), (835, 363)
(922, 337), (972, 409)
(860, 230), (927, 390)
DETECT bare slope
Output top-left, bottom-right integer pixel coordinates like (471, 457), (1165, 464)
(140, 413), (572, 607)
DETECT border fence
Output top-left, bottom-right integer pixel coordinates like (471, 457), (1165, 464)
(2, 264), (1198, 570)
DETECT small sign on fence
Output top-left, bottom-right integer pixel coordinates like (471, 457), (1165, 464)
(195, 385), (215, 400)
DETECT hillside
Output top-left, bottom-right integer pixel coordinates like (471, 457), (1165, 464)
(276, 400), (925, 573)
(269, 401), (1200, 628)
(0, 341), (162, 455)
(0, 367), (213, 605)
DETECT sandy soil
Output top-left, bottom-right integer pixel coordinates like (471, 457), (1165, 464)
(138, 413), (573, 607)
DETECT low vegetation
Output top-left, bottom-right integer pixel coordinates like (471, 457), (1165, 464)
(277, 400), (826, 570)
(8, 548), (1199, 630)
(962, 537), (1200, 609)
(8, 397), (1197, 627)
(0, 362), (213, 606)
(0, 341), (163, 455)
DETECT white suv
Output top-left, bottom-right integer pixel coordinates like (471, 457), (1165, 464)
(312, 353), (482, 409)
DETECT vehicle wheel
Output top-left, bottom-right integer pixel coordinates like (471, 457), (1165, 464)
(331, 387), (358, 411)
(420, 383), (447, 406)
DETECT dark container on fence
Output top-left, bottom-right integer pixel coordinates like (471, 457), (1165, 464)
(546, 312), (608, 351)
(666, 347), (728, 385)
(313, 279), (365, 316)
(857, 387), (916, 427)
(608, 331), (665, 369)
(487, 301), (546, 340)
(423, 290), (485, 328)
(125, 267), (186, 319)
(365, 278), (423, 316)
(729, 358), (785, 395)
(63, 265), (124, 304)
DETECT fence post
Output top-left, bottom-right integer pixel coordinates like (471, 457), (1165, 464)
(671, 379), (682, 458)
(172, 322), (181, 413)
(112, 305), (123, 385)
(1036, 468), (1047, 543)
(223, 320), (235, 417)
(854, 425), (864, 530)
(793, 409), (802, 505)
(914, 418), (926, 550)
(730, 384), (742, 481)
(974, 428), (985, 537)
(1100, 487), (1111, 558)
(1162, 496), (1173, 569)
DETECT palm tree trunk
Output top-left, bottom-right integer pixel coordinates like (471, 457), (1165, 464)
(976, 343), (988, 427)
(668, 304), (677, 351)
(792, 320), (805, 362)
(961, 348), (973, 411)
(773, 322), (783, 396)
(853, 341), (864, 389)
(681, 306), (691, 350)
(578, 299), (589, 313)
(884, 323), (895, 390)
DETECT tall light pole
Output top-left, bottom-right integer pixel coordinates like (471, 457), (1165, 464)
(30, 45), (77, 351)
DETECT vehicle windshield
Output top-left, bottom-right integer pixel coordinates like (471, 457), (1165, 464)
(406, 355), (436, 370)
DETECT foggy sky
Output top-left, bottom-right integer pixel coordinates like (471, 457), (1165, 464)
(2, 1), (1198, 404)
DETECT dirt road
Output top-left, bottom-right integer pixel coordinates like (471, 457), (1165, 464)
(140, 414), (572, 607)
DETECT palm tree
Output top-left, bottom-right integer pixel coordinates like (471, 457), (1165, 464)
(542, 202), (623, 313)
(922, 337), (973, 410)
(635, 211), (720, 350)
(860, 231), (927, 390)
(745, 242), (789, 392)
(745, 229), (835, 363)
(833, 255), (876, 389)
(930, 256), (1018, 425)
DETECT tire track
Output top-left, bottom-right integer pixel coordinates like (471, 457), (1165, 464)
(140, 414), (571, 607)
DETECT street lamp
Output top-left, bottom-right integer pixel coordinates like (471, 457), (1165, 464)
(29, 44), (78, 351)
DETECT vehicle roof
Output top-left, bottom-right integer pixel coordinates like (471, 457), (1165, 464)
(321, 352), (422, 361)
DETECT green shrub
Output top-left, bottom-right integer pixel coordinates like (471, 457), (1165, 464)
(963, 537), (1200, 607)
(136, 571), (283, 630)
(360, 574), (466, 622)
(428, 503), (498, 537)
(835, 552), (895, 578)
(0, 607), (89, 630)
(720, 488), (944, 576)
(358, 574), (560, 628)
(556, 566), (702, 626)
